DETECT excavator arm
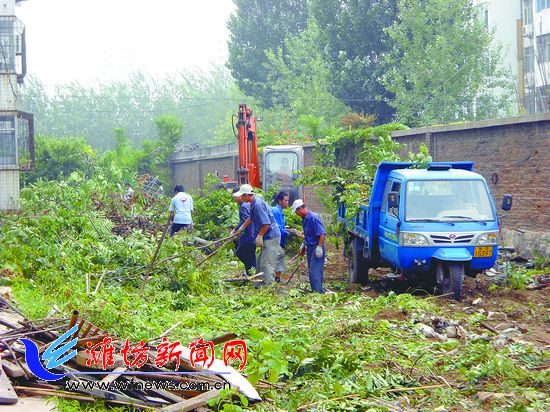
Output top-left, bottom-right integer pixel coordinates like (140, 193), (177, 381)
(236, 103), (260, 188)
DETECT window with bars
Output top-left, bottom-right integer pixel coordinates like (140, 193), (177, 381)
(0, 116), (16, 167)
(537, 33), (550, 63)
(0, 112), (34, 170)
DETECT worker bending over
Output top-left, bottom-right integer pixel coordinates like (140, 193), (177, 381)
(291, 199), (326, 293)
(231, 187), (256, 276)
(234, 184), (283, 285)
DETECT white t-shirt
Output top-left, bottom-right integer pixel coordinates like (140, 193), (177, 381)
(169, 192), (194, 224)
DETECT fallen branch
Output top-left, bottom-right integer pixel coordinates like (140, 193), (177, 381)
(224, 273), (264, 284)
(478, 321), (498, 334)
(381, 383), (447, 393)
(146, 220), (172, 281)
(423, 292), (453, 300)
(150, 321), (183, 344)
(196, 232), (241, 267)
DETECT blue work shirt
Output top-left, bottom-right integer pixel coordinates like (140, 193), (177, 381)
(249, 196), (281, 240)
(302, 211), (327, 246)
(271, 204), (288, 246)
(236, 202), (255, 245)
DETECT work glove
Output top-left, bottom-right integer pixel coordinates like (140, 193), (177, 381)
(315, 246), (323, 259)
(234, 226), (245, 237)
(256, 236), (264, 248)
(299, 243), (306, 256)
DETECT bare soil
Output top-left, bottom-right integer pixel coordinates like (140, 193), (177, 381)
(320, 243), (550, 348)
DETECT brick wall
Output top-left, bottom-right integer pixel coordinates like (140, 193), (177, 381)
(170, 114), (550, 232)
(391, 115), (550, 232)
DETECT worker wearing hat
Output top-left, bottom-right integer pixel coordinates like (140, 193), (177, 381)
(231, 187), (256, 276)
(291, 199), (326, 293)
(234, 184), (283, 285)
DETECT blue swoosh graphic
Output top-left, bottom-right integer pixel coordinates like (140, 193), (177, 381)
(20, 338), (67, 381)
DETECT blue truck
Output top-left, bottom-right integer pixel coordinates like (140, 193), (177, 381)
(338, 162), (512, 299)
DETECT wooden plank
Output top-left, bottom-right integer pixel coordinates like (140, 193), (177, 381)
(159, 390), (220, 412)
(14, 386), (94, 402)
(74, 350), (124, 369)
(1, 359), (25, 378)
(0, 369), (18, 405)
(210, 333), (237, 346)
(100, 366), (127, 384)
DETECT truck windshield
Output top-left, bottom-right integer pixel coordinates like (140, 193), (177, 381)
(405, 180), (494, 222)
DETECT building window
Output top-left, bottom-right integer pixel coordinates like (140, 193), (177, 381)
(537, 33), (550, 63)
(523, 2), (533, 25)
(0, 116), (16, 167)
(537, 0), (550, 12)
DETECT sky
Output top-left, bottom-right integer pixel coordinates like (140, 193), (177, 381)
(15, 0), (235, 88)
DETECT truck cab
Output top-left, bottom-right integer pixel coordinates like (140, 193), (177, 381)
(339, 162), (512, 299)
(262, 145), (304, 203)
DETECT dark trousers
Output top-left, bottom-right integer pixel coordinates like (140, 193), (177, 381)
(170, 223), (190, 236)
(235, 242), (257, 276)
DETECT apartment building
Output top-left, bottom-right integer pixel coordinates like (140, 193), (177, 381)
(474, 1), (549, 113)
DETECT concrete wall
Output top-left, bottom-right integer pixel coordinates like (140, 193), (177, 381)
(171, 143), (239, 191)
(391, 114), (550, 233)
(0, 169), (19, 210)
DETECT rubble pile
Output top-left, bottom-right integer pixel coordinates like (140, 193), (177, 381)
(0, 297), (260, 410)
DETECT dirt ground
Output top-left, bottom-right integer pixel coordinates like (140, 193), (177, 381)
(296, 244), (550, 349)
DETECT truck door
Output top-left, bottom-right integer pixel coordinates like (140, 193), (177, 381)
(378, 179), (402, 266)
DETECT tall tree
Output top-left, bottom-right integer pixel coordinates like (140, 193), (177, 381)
(381, 0), (512, 126)
(20, 68), (244, 149)
(227, 0), (309, 107)
(310, 0), (398, 123)
(265, 21), (350, 127)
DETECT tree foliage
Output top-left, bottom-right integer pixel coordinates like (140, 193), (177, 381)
(381, 0), (513, 126)
(21, 68), (244, 149)
(23, 136), (96, 184)
(227, 0), (309, 108)
(265, 21), (350, 126)
(310, 0), (398, 123)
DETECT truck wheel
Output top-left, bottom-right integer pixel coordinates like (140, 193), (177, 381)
(349, 239), (369, 285)
(440, 263), (465, 300)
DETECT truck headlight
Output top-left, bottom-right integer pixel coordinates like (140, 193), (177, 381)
(400, 233), (429, 246)
(476, 232), (498, 245)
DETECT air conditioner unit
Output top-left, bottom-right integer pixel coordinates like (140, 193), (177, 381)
(522, 25), (532, 37)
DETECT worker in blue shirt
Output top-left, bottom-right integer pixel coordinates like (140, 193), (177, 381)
(234, 184), (283, 285)
(291, 199), (326, 293)
(271, 191), (301, 282)
(272, 191), (289, 283)
(231, 187), (256, 276)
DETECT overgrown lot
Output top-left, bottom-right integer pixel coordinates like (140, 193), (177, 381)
(1, 174), (548, 411)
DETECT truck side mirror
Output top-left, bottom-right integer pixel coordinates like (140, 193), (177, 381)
(388, 191), (399, 208)
(501, 194), (512, 211)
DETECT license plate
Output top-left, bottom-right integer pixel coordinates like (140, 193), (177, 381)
(474, 246), (493, 257)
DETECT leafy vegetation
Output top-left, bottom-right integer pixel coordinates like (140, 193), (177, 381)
(21, 68), (244, 149)
(299, 123), (431, 218)
(3, 134), (547, 411)
(227, 0), (309, 108)
(382, 0), (513, 126)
